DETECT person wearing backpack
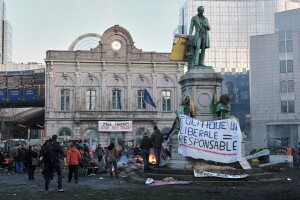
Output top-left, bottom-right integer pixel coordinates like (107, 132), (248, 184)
(25, 145), (38, 180)
(66, 142), (82, 183)
(14, 145), (25, 175)
(106, 142), (119, 178)
(42, 134), (65, 193)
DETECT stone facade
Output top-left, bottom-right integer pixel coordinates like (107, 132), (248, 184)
(44, 25), (185, 147)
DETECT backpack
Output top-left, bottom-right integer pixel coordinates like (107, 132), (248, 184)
(107, 148), (118, 162)
(14, 148), (19, 157)
(42, 142), (56, 164)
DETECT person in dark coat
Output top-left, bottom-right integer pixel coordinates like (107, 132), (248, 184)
(0, 149), (4, 168)
(106, 142), (119, 178)
(95, 144), (104, 163)
(42, 135), (65, 192)
(25, 145), (38, 180)
(140, 132), (152, 172)
(151, 126), (164, 167)
(14, 145), (25, 174)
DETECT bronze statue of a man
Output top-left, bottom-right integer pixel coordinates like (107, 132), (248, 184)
(188, 6), (210, 67)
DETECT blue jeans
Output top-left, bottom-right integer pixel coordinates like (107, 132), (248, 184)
(44, 162), (62, 191)
(15, 161), (24, 173)
(141, 150), (150, 171)
(153, 147), (161, 167)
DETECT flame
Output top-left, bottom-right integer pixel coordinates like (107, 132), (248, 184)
(134, 155), (143, 163)
(133, 152), (157, 165)
(149, 152), (156, 165)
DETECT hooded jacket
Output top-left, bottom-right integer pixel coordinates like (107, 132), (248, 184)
(151, 129), (164, 148)
(67, 147), (82, 166)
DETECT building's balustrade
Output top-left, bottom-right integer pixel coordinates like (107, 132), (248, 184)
(48, 111), (159, 120)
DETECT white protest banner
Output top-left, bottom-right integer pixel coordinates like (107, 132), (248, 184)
(194, 170), (248, 179)
(98, 121), (132, 132)
(178, 115), (242, 163)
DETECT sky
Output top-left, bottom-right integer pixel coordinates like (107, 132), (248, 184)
(6, 0), (185, 64)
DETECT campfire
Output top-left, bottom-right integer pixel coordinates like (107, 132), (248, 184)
(134, 155), (143, 163)
(149, 152), (156, 165)
(133, 152), (157, 165)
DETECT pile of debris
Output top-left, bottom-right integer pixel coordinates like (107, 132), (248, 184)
(193, 161), (235, 172)
(117, 154), (143, 176)
(118, 162), (143, 176)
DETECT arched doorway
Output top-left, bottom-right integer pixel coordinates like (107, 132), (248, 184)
(109, 132), (124, 148)
(58, 128), (72, 142)
(84, 129), (98, 151)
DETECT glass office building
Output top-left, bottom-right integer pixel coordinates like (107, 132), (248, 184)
(0, 0), (12, 64)
(176, 0), (300, 73)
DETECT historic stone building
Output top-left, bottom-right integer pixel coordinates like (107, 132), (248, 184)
(44, 25), (185, 148)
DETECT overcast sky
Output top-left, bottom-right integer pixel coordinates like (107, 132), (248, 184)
(6, 0), (185, 64)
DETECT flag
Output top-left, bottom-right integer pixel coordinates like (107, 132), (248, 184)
(117, 90), (122, 109)
(143, 89), (156, 108)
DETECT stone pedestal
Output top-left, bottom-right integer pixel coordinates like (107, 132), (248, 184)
(167, 66), (222, 169)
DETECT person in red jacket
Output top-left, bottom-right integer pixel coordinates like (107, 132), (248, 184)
(66, 143), (82, 183)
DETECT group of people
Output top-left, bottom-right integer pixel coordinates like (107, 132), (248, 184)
(0, 125), (165, 192)
(140, 125), (164, 173)
(41, 135), (121, 193)
(1, 144), (39, 179)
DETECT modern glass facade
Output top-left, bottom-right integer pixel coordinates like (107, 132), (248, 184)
(176, 0), (300, 73)
(0, 0), (12, 64)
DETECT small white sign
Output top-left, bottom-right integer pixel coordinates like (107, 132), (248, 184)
(98, 121), (132, 132)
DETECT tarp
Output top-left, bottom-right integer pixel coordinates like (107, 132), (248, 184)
(178, 115), (242, 163)
(194, 170), (248, 179)
(170, 34), (187, 61)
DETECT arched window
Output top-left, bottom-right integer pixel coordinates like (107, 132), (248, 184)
(85, 129), (98, 151)
(58, 128), (72, 142)
(61, 89), (70, 111)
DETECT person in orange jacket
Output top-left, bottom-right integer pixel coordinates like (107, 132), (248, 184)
(66, 142), (82, 183)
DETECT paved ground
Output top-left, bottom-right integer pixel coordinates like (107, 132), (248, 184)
(0, 167), (300, 200)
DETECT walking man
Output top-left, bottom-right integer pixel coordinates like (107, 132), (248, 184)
(42, 134), (65, 193)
